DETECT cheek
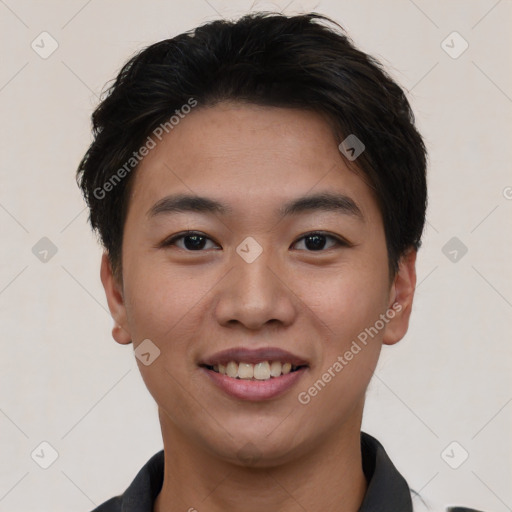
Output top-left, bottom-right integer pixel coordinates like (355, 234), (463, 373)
(123, 256), (211, 342)
(121, 262), (210, 414)
(296, 262), (390, 405)
(300, 263), (390, 344)
(295, 275), (386, 423)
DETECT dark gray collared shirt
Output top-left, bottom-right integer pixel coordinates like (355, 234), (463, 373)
(89, 431), (480, 512)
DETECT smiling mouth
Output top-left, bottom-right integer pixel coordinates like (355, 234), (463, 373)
(201, 361), (308, 381)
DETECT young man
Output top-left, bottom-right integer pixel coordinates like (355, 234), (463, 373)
(76, 11), (474, 512)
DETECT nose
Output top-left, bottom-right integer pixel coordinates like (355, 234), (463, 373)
(214, 243), (297, 331)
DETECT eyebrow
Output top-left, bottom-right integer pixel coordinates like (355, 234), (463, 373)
(147, 192), (364, 221)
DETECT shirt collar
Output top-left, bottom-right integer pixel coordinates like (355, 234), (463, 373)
(358, 431), (413, 511)
(106, 431), (412, 512)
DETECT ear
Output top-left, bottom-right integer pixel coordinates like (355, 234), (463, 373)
(382, 248), (417, 346)
(100, 252), (132, 345)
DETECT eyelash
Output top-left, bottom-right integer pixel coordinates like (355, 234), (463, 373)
(159, 231), (351, 252)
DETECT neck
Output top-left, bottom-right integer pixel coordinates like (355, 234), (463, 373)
(153, 408), (367, 512)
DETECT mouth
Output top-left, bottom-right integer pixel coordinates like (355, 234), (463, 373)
(198, 347), (309, 401)
(200, 361), (308, 381)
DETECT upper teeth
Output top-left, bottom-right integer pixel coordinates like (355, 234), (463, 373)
(212, 361), (298, 380)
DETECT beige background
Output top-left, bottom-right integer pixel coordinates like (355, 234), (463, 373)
(1, 0), (511, 511)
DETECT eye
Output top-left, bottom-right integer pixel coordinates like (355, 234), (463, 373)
(160, 231), (220, 251)
(160, 231), (350, 252)
(291, 231), (349, 251)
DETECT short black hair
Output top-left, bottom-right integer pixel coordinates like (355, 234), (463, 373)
(76, 12), (427, 281)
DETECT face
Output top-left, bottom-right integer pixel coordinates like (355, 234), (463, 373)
(101, 102), (416, 467)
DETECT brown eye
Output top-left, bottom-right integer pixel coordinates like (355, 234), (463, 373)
(292, 232), (349, 251)
(161, 232), (220, 251)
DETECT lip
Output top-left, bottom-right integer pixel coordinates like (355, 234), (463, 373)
(200, 365), (308, 401)
(199, 346), (309, 367)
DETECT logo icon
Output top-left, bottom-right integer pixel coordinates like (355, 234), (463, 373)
(236, 442), (262, 465)
(442, 236), (468, 263)
(441, 32), (469, 59)
(134, 339), (161, 366)
(338, 134), (365, 161)
(31, 32), (59, 59)
(31, 441), (59, 469)
(32, 237), (58, 263)
(236, 236), (263, 263)
(441, 441), (469, 469)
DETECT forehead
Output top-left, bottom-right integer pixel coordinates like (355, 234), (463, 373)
(126, 102), (381, 226)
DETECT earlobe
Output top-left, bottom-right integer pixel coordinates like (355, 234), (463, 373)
(382, 249), (417, 346)
(100, 252), (132, 345)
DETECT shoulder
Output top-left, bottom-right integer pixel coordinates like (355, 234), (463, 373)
(86, 449), (164, 512)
